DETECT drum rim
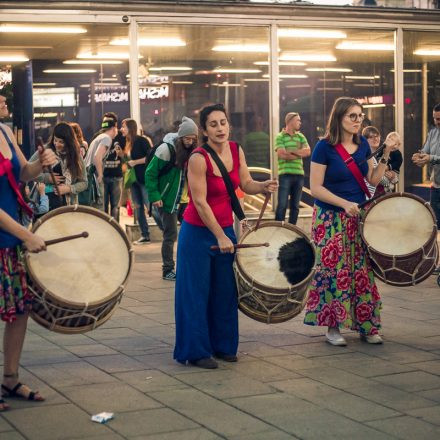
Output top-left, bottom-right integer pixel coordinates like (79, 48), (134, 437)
(360, 192), (437, 259)
(25, 204), (134, 308)
(235, 220), (316, 293)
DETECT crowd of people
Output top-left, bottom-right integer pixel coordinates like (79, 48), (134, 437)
(1, 86), (439, 414)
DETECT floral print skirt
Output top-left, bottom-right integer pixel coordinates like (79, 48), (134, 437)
(0, 246), (33, 323)
(303, 206), (381, 335)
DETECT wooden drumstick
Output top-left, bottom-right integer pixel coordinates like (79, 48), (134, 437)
(38, 145), (63, 202)
(358, 192), (385, 209)
(44, 232), (89, 247)
(255, 193), (271, 231)
(210, 242), (269, 251)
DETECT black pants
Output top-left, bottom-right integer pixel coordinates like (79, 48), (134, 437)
(431, 187), (440, 229)
(159, 208), (178, 275)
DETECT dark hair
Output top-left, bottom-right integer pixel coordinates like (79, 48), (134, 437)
(122, 118), (138, 153)
(324, 97), (363, 146)
(70, 122), (85, 144)
(433, 104), (440, 113)
(362, 125), (380, 139)
(175, 136), (197, 169)
(103, 112), (118, 123)
(49, 122), (83, 181)
(199, 103), (228, 130)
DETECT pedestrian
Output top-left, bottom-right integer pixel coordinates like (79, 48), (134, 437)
(0, 92), (57, 408)
(303, 97), (398, 346)
(174, 103), (277, 369)
(275, 112), (310, 224)
(146, 116), (198, 281)
(70, 122), (88, 159)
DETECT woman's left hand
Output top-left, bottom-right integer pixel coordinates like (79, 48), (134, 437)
(262, 179), (278, 194)
(54, 184), (71, 196)
(128, 160), (136, 168)
(37, 146), (57, 168)
(384, 132), (400, 154)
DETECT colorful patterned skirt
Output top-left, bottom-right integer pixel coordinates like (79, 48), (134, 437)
(0, 246), (33, 323)
(303, 206), (381, 335)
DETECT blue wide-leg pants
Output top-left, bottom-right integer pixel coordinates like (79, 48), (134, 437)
(174, 221), (239, 363)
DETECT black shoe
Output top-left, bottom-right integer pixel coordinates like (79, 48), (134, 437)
(162, 271), (176, 281)
(433, 266), (440, 275)
(135, 236), (150, 245)
(189, 357), (218, 369)
(214, 352), (238, 362)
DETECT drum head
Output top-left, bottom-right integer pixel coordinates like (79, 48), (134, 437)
(236, 222), (311, 290)
(362, 194), (435, 256)
(27, 206), (131, 306)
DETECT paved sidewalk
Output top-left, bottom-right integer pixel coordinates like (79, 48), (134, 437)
(2, 242), (440, 439)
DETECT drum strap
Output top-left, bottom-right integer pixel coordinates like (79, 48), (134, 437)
(201, 143), (246, 221)
(334, 143), (371, 198)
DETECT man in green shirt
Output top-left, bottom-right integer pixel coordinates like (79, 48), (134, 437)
(275, 112), (311, 224)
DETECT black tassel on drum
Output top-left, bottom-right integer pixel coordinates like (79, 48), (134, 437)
(278, 237), (315, 285)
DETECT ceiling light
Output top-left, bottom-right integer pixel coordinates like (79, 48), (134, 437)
(285, 84), (312, 88)
(149, 66), (192, 71)
(212, 83), (243, 87)
(390, 69), (422, 73)
(64, 60), (123, 65)
(345, 75), (380, 80)
(33, 82), (57, 87)
(414, 49), (440, 56)
(213, 68), (261, 74)
(244, 78), (269, 82)
(278, 29), (347, 39)
(0, 55), (29, 62)
(77, 52), (136, 60)
(318, 78), (342, 82)
(98, 77), (119, 81)
(44, 69), (96, 73)
(280, 53), (336, 62)
(34, 112), (59, 118)
(254, 61), (306, 66)
(212, 44), (269, 53)
(110, 37), (186, 47)
(317, 87), (344, 91)
(306, 67), (352, 72)
(336, 42), (394, 51)
(263, 74), (308, 79)
(0, 24), (86, 34)
(172, 81), (194, 84)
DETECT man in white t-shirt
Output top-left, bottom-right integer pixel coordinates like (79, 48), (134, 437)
(84, 119), (118, 210)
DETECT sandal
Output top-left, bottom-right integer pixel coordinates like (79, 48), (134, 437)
(0, 398), (9, 411)
(1, 382), (44, 401)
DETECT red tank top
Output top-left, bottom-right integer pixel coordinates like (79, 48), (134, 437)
(184, 141), (240, 228)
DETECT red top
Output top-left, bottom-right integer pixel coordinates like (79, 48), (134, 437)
(184, 141), (240, 228)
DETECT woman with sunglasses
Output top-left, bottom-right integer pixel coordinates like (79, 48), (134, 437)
(303, 97), (397, 346)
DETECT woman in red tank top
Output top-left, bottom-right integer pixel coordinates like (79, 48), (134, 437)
(174, 103), (277, 369)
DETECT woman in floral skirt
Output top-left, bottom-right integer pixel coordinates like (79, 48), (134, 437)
(303, 97), (397, 346)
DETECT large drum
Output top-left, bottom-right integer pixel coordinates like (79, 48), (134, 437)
(360, 192), (438, 286)
(26, 205), (133, 333)
(234, 221), (316, 324)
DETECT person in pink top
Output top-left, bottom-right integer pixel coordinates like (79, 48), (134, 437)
(174, 103), (278, 369)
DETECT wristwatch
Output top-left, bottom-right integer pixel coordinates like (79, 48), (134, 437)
(379, 156), (388, 164)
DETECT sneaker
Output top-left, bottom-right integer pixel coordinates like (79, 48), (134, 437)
(433, 266), (440, 275)
(162, 271), (176, 281)
(326, 327), (347, 346)
(134, 236), (150, 245)
(189, 357), (218, 369)
(214, 352), (238, 362)
(360, 334), (383, 344)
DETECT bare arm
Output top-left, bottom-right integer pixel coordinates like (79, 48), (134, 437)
(93, 143), (107, 182)
(276, 146), (311, 160)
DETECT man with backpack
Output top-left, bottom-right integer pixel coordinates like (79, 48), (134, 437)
(146, 116), (198, 281)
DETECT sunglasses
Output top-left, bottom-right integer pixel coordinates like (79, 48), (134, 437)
(346, 112), (365, 122)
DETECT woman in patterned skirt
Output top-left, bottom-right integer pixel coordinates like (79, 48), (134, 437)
(0, 93), (56, 410)
(303, 97), (398, 346)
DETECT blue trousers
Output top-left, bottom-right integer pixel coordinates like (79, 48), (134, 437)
(174, 221), (239, 363)
(275, 173), (304, 225)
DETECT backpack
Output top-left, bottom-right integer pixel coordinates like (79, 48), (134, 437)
(147, 141), (177, 178)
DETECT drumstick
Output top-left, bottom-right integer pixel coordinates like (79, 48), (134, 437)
(359, 143), (387, 165)
(38, 145), (63, 202)
(210, 242), (269, 251)
(358, 192), (385, 209)
(45, 232), (89, 246)
(255, 193), (271, 230)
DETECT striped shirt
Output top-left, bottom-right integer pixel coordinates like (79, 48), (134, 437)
(275, 131), (309, 175)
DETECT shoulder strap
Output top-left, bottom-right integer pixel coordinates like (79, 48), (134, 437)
(334, 143), (371, 198)
(202, 143), (245, 221)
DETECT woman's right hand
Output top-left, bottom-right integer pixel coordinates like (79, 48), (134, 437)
(216, 234), (235, 254)
(24, 233), (46, 253)
(342, 201), (360, 217)
(51, 173), (65, 185)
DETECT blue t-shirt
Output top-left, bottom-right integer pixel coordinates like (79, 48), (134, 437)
(311, 137), (370, 211)
(0, 146), (22, 249)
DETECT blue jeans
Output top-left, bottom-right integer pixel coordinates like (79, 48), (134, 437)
(103, 177), (122, 222)
(275, 174), (304, 225)
(431, 187), (440, 230)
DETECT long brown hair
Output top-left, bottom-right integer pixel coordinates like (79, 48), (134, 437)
(122, 118), (138, 154)
(175, 137), (197, 169)
(324, 97), (363, 146)
(50, 122), (83, 181)
(70, 122), (85, 145)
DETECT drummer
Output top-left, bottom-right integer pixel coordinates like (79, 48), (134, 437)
(303, 97), (397, 346)
(174, 103), (277, 369)
(0, 93), (56, 408)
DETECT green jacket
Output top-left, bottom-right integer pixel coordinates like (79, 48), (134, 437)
(145, 133), (183, 214)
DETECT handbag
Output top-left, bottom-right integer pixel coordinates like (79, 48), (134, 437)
(78, 164), (99, 205)
(123, 167), (136, 189)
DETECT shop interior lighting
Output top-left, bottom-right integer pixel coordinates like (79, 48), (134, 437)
(110, 37), (186, 47)
(278, 29), (347, 39)
(390, 69), (423, 73)
(244, 78), (269, 82)
(212, 44), (269, 53)
(172, 81), (194, 84)
(254, 61), (306, 66)
(363, 103), (386, 108)
(44, 69), (96, 73)
(212, 82), (243, 87)
(149, 66), (192, 71)
(317, 87), (344, 91)
(336, 42), (394, 51)
(413, 49), (440, 56)
(317, 78), (343, 82)
(79, 83), (122, 87)
(0, 24), (86, 34)
(77, 52), (141, 60)
(34, 112), (59, 118)
(64, 60), (123, 65)
(33, 83), (57, 87)
(307, 67), (352, 72)
(213, 68), (261, 73)
(280, 53), (337, 62)
(263, 74), (308, 78)
(285, 84), (312, 88)
(345, 75), (380, 80)
(0, 55), (29, 62)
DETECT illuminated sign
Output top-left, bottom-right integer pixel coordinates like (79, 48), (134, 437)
(33, 87), (75, 108)
(357, 94), (394, 105)
(88, 85), (169, 103)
